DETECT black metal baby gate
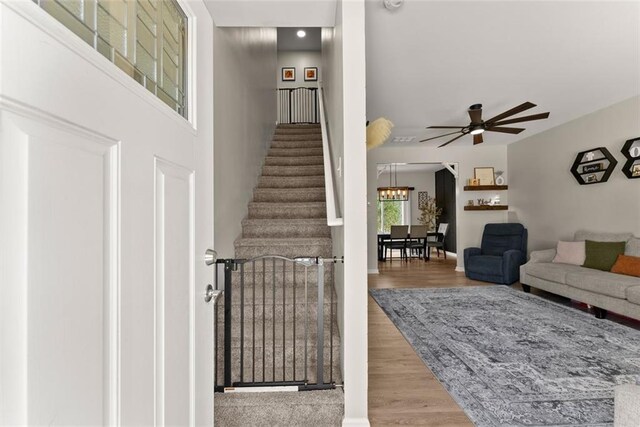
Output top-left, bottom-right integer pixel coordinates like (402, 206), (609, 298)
(213, 255), (341, 392)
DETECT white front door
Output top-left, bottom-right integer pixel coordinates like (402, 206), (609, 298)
(0, 1), (214, 425)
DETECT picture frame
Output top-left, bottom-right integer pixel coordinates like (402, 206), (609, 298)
(474, 167), (495, 185)
(281, 67), (295, 81)
(304, 67), (318, 81)
(418, 191), (428, 209)
(585, 173), (598, 183)
(632, 164), (640, 177)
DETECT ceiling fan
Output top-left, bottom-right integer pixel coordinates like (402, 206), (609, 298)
(421, 102), (550, 147)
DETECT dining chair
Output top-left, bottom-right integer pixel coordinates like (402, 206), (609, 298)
(384, 225), (409, 262)
(426, 223), (449, 259)
(407, 225), (428, 261)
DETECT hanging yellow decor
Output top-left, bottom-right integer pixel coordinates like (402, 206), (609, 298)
(366, 117), (394, 150)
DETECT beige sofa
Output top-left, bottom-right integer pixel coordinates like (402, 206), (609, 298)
(520, 231), (640, 320)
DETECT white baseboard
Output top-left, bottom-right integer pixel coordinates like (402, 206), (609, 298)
(342, 417), (370, 427)
(367, 269), (379, 274)
(455, 266), (465, 272)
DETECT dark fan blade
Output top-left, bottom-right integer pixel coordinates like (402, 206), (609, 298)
(485, 102), (536, 125)
(468, 106), (482, 124)
(492, 112), (550, 126)
(438, 133), (467, 148)
(485, 126), (525, 134)
(419, 130), (462, 142)
(473, 133), (483, 145)
(427, 125), (466, 129)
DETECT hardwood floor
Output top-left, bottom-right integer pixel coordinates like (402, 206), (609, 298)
(367, 253), (640, 426)
(368, 255), (483, 426)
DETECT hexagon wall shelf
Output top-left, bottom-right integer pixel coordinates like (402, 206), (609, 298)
(571, 147), (617, 185)
(621, 137), (640, 179)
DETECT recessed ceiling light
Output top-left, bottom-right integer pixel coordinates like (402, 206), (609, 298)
(297, 30), (306, 38)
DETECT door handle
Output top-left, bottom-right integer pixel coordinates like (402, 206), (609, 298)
(204, 248), (217, 266)
(204, 284), (222, 303)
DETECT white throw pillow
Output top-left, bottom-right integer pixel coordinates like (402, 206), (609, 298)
(626, 237), (640, 257)
(552, 241), (586, 265)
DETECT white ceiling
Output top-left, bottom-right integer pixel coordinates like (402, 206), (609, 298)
(377, 163), (444, 174)
(203, 0), (337, 27)
(366, 1), (640, 147)
(278, 27), (322, 51)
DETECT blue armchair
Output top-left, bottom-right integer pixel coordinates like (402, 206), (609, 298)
(464, 223), (528, 285)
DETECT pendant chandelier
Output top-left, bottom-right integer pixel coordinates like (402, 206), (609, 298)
(377, 164), (412, 202)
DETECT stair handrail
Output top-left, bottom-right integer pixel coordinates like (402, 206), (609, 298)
(317, 82), (343, 227)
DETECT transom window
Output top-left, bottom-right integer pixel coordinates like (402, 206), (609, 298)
(33, 0), (188, 118)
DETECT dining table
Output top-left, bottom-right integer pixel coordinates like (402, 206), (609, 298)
(377, 231), (441, 261)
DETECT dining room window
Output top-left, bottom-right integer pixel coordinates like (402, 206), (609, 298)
(377, 199), (411, 233)
(33, 0), (188, 118)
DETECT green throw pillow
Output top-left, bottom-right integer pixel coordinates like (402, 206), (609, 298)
(583, 240), (627, 271)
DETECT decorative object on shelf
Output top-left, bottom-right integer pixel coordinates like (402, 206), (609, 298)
(418, 191), (429, 208)
(467, 200), (474, 206)
(621, 137), (640, 179)
(366, 117), (394, 150)
(570, 147), (617, 185)
(281, 67), (295, 81)
(474, 167), (495, 185)
(468, 178), (480, 186)
(377, 163), (412, 201)
(582, 163), (603, 173)
(420, 102), (550, 147)
(417, 194), (442, 231)
(304, 67), (318, 81)
(494, 170), (505, 186)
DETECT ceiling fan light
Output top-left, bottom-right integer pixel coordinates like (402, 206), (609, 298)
(470, 127), (485, 135)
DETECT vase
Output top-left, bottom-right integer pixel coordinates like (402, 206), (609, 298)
(495, 171), (505, 186)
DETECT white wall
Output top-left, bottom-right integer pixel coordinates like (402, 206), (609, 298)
(213, 27), (278, 257)
(277, 50), (322, 89)
(322, 1), (369, 425)
(508, 95), (640, 252)
(368, 146), (509, 272)
(377, 169), (437, 226)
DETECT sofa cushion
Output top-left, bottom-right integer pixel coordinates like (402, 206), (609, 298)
(611, 255), (640, 278)
(627, 286), (640, 305)
(626, 237), (640, 257)
(566, 270), (640, 299)
(574, 231), (632, 243)
(466, 255), (503, 275)
(583, 240), (626, 271)
(552, 241), (585, 265)
(524, 262), (587, 284)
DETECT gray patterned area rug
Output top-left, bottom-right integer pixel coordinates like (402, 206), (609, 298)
(370, 286), (640, 427)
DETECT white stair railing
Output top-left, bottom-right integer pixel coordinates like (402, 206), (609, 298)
(317, 83), (343, 227)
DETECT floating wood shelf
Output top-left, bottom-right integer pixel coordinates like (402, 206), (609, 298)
(464, 205), (509, 211)
(464, 185), (508, 191)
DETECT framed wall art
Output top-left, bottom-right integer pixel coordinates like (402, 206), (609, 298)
(281, 67), (295, 81)
(304, 67), (318, 81)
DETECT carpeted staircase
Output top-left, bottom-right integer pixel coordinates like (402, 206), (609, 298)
(215, 124), (344, 426)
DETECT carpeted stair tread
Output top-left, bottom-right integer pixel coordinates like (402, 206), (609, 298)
(214, 389), (344, 426)
(234, 238), (332, 258)
(247, 202), (326, 219)
(253, 187), (325, 203)
(242, 218), (330, 238)
(257, 175), (325, 188)
(268, 147), (324, 157)
(272, 134), (322, 142)
(271, 140), (323, 149)
(262, 165), (324, 176)
(264, 156), (324, 166)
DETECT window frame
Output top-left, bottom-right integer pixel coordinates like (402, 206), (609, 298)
(25, 0), (196, 130)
